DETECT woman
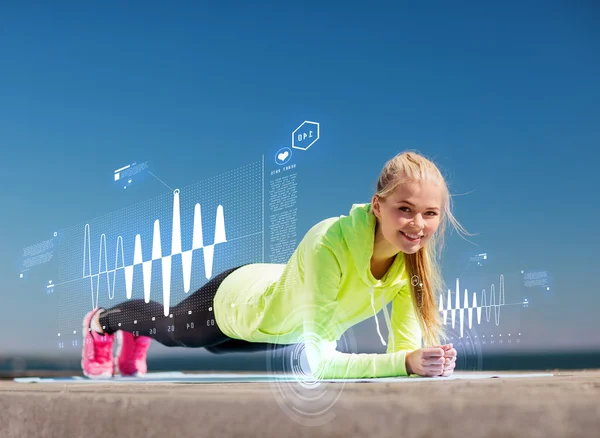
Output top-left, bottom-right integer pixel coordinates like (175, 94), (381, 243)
(81, 150), (468, 379)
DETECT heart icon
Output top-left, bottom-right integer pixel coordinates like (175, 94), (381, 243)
(277, 151), (289, 162)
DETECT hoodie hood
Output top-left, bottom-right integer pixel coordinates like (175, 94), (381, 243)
(339, 203), (406, 288)
(339, 203), (407, 347)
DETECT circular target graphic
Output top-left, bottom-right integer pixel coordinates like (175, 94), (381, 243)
(264, 304), (358, 427)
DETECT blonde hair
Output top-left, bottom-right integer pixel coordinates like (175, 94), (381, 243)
(375, 150), (475, 347)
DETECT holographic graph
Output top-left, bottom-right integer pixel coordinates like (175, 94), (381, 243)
(83, 189), (227, 316)
(439, 275), (508, 338)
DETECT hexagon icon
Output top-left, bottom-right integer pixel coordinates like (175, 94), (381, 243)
(292, 121), (320, 151)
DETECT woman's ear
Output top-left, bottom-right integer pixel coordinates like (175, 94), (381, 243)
(371, 195), (381, 218)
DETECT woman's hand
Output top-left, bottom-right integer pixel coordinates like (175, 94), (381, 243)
(405, 344), (457, 377)
(440, 343), (457, 377)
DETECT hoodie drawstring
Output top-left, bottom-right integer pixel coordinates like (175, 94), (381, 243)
(369, 288), (386, 346)
(370, 287), (395, 348)
(382, 289), (395, 349)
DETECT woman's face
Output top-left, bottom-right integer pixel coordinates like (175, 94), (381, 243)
(372, 180), (444, 255)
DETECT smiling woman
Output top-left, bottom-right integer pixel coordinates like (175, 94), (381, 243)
(370, 152), (473, 351)
(81, 150), (473, 380)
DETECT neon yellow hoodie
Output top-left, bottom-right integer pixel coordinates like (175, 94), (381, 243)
(213, 203), (422, 379)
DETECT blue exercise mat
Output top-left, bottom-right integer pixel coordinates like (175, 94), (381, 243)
(13, 371), (554, 383)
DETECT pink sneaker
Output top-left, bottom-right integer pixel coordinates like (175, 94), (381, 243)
(81, 308), (115, 379)
(115, 331), (152, 377)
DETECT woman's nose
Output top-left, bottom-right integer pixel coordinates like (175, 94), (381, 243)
(410, 215), (425, 229)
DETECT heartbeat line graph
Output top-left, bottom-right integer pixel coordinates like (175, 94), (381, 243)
(439, 275), (510, 338)
(83, 189), (227, 316)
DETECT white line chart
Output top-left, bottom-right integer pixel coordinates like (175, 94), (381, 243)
(83, 189), (226, 316)
(439, 275), (513, 338)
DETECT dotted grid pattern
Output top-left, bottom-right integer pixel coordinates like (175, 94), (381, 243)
(55, 160), (263, 342)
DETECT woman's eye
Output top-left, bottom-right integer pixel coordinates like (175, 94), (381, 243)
(398, 207), (437, 216)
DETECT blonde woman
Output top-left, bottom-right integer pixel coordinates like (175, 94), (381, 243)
(82, 151), (466, 379)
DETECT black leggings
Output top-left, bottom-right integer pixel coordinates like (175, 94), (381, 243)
(98, 265), (288, 355)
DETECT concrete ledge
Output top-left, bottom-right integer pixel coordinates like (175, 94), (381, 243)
(1, 370), (599, 437)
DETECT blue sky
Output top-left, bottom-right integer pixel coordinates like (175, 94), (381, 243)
(0, 1), (598, 357)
